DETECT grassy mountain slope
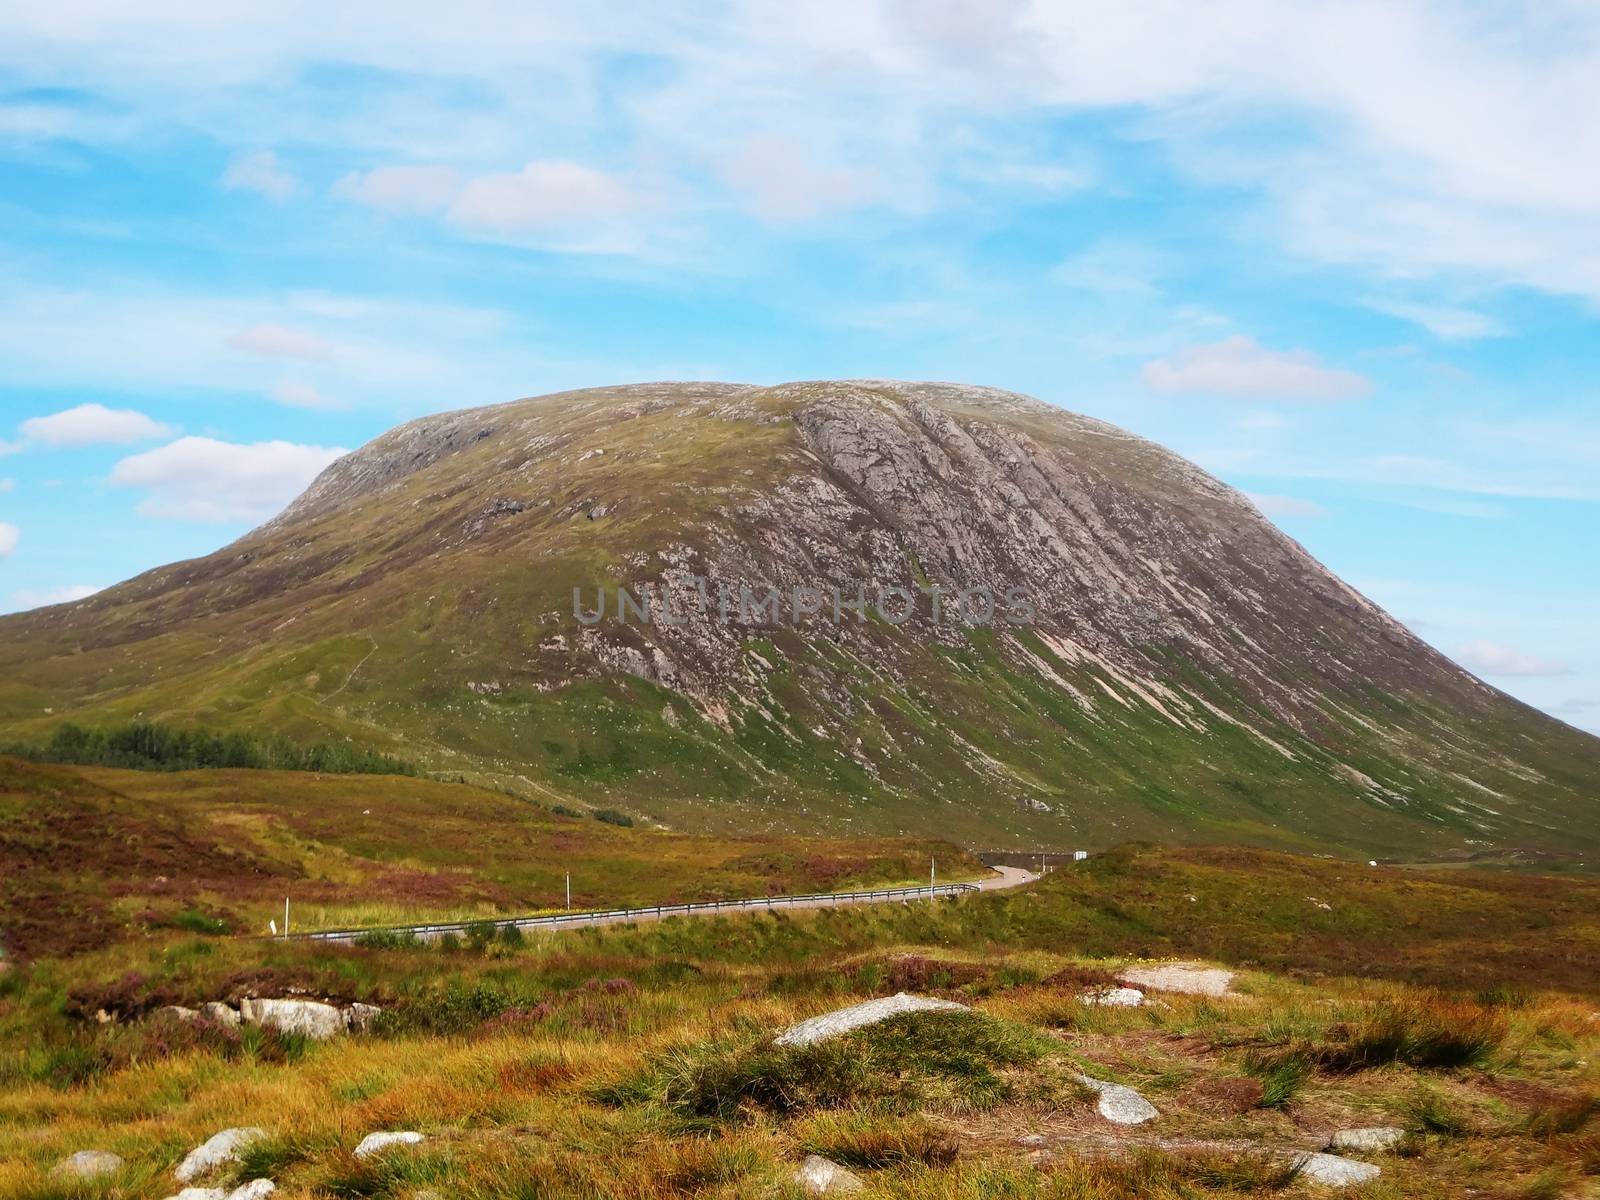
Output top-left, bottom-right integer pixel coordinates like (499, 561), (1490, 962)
(0, 380), (1594, 858)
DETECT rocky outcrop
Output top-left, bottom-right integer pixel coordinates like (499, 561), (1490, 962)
(174, 1128), (266, 1183)
(774, 992), (969, 1048)
(794, 1154), (866, 1195)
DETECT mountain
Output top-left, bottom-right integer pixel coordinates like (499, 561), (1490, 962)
(1, 380), (1595, 858)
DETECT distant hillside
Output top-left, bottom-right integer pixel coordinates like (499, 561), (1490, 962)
(0, 380), (1594, 858)
(0, 756), (979, 962)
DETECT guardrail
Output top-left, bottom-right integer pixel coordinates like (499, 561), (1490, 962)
(290, 880), (983, 944)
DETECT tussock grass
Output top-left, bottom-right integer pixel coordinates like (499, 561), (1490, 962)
(615, 1010), (1052, 1121)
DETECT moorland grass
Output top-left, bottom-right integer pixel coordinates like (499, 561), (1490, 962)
(1, 845), (1597, 1198)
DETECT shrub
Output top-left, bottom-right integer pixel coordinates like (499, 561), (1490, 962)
(634, 1011), (1049, 1121)
(592, 808), (634, 827)
(1312, 999), (1507, 1072)
(1242, 1050), (1313, 1109)
(166, 909), (232, 935)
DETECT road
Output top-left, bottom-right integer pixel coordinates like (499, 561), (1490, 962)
(292, 865), (1038, 945)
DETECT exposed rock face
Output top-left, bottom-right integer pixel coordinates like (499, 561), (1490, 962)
(794, 1154), (866, 1194)
(4, 380), (1595, 855)
(774, 992), (969, 1048)
(52, 1150), (124, 1179)
(1075, 1074), (1160, 1125)
(174, 1128), (266, 1182)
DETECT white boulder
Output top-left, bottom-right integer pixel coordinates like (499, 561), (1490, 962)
(353, 1131), (425, 1159)
(1080, 986), (1145, 1007)
(345, 1002), (382, 1033)
(794, 1154), (866, 1194)
(1292, 1151), (1382, 1186)
(200, 1002), (241, 1027)
(1117, 962), (1234, 997)
(162, 1188), (226, 1200)
(52, 1150), (125, 1179)
(775, 992), (969, 1048)
(1328, 1126), (1405, 1154)
(226, 1183), (277, 1200)
(1075, 1074), (1159, 1125)
(155, 1005), (198, 1022)
(174, 1127), (266, 1182)
(239, 998), (346, 1040)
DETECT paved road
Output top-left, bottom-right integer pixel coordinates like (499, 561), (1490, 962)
(294, 865), (1038, 945)
(975, 864), (1038, 890)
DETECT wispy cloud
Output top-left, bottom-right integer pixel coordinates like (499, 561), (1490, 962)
(9, 583), (100, 610)
(1365, 299), (1506, 341)
(220, 149), (297, 202)
(1454, 639), (1571, 678)
(1143, 336), (1371, 400)
(1247, 492), (1327, 519)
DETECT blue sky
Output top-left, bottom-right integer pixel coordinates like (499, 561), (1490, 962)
(0, 2), (1596, 734)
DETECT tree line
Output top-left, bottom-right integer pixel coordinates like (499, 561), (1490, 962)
(4, 720), (418, 776)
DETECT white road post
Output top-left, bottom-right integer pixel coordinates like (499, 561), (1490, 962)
(565, 872), (571, 910)
(284, 895), (290, 937)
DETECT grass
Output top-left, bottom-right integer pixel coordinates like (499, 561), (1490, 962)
(1, 843), (1598, 1197)
(0, 756), (984, 963)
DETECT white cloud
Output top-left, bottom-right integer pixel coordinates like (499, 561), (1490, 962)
(447, 160), (633, 235)
(0, 478), (14, 492)
(269, 380), (346, 411)
(1365, 299), (1507, 341)
(1143, 336), (1371, 400)
(1051, 239), (1164, 296)
(0, 522), (17, 557)
(1247, 492), (1327, 518)
(9, 583), (100, 610)
(220, 149), (297, 201)
(226, 324), (336, 362)
(18, 402), (173, 447)
(718, 136), (886, 223)
(334, 164), (461, 215)
(110, 436), (346, 523)
(1454, 639), (1570, 678)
